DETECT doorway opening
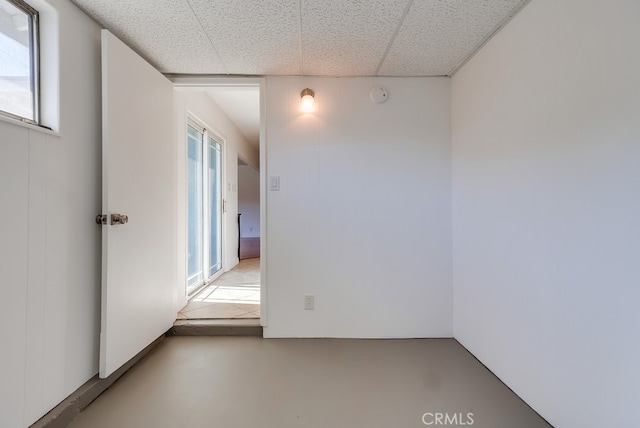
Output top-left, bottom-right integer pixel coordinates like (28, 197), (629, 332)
(175, 79), (263, 322)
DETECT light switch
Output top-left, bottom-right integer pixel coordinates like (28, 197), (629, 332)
(269, 176), (280, 191)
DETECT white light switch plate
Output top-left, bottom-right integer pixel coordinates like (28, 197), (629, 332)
(269, 176), (280, 191)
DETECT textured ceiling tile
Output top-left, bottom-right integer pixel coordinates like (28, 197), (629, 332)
(71, 0), (226, 74)
(72, 0), (531, 77)
(379, 0), (527, 76)
(188, 0), (300, 75)
(301, 0), (409, 76)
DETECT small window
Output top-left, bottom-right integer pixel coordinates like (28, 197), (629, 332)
(0, 0), (39, 123)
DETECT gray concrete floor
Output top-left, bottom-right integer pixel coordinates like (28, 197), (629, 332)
(68, 337), (551, 428)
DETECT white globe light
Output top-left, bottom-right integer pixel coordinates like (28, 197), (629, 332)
(300, 88), (315, 112)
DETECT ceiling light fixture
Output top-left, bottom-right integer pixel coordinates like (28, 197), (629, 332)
(300, 88), (315, 113)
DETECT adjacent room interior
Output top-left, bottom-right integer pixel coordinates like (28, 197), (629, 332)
(178, 86), (262, 321)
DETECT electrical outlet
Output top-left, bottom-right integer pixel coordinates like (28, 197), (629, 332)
(304, 294), (315, 310)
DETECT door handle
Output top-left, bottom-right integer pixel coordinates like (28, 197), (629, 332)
(111, 213), (129, 225)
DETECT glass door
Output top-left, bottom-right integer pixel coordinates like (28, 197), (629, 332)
(187, 125), (204, 289)
(187, 122), (224, 294)
(208, 136), (223, 277)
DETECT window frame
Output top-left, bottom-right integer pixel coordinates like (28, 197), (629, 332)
(0, 0), (40, 124)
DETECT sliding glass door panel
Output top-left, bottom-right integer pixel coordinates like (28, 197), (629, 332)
(208, 137), (223, 277)
(186, 122), (224, 293)
(187, 125), (204, 288)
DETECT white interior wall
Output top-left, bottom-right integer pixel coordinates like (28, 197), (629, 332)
(238, 164), (260, 238)
(0, 0), (102, 426)
(263, 76), (452, 338)
(174, 89), (259, 308)
(451, 0), (640, 426)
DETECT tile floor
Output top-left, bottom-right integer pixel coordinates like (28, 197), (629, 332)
(177, 258), (260, 320)
(67, 337), (552, 428)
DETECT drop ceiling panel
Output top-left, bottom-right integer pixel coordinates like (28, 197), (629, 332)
(300, 0), (409, 76)
(379, 0), (528, 76)
(71, 0), (532, 77)
(72, 0), (226, 73)
(188, 0), (300, 75)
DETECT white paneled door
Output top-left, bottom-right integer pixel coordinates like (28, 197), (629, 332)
(99, 30), (177, 378)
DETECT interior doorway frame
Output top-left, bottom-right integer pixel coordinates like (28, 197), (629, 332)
(171, 76), (267, 327)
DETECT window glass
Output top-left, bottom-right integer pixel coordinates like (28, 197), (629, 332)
(0, 0), (38, 122)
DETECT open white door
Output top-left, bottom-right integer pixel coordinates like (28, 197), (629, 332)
(99, 30), (176, 378)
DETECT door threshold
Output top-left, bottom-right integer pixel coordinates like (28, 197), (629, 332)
(170, 318), (262, 337)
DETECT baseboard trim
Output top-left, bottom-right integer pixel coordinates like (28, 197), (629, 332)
(29, 335), (166, 428)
